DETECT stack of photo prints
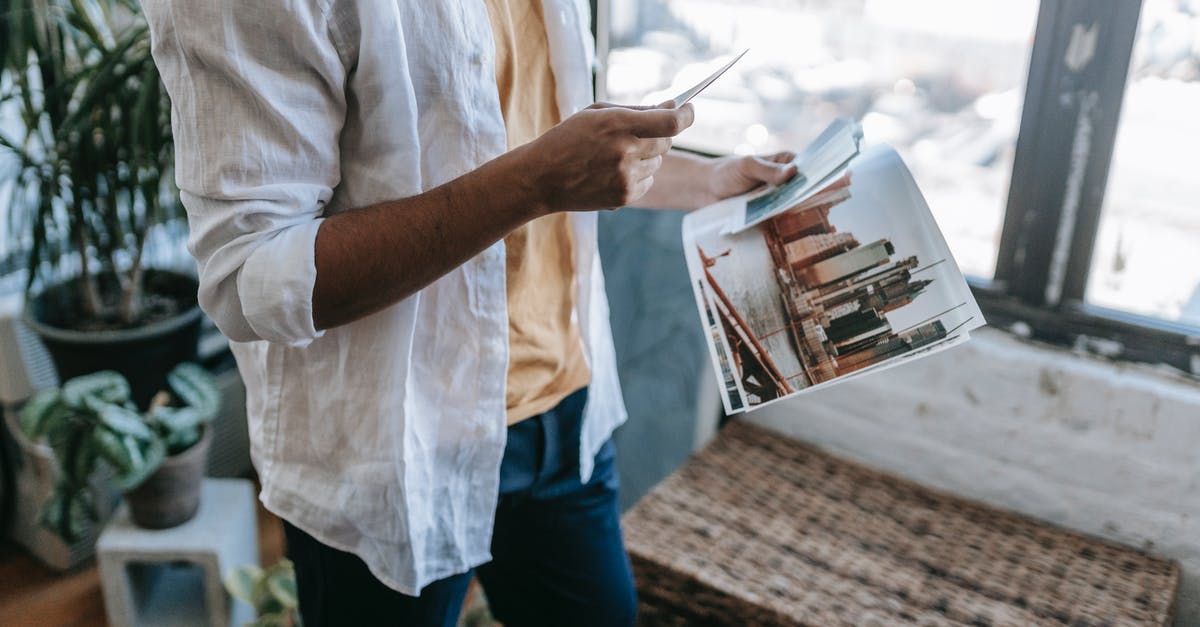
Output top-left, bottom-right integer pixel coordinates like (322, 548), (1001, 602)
(684, 119), (985, 414)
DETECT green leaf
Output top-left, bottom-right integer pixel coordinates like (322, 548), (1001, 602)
(61, 371), (130, 409)
(66, 490), (90, 541)
(91, 399), (154, 440)
(37, 483), (91, 544)
(151, 405), (204, 433)
(163, 424), (199, 454)
(224, 564), (264, 606)
(166, 363), (219, 418)
(54, 427), (93, 486)
(250, 614), (287, 627)
(19, 389), (63, 439)
(113, 435), (164, 490)
(125, 434), (146, 470)
(70, 436), (100, 482)
(252, 571), (274, 610)
(94, 426), (134, 474)
(37, 487), (68, 538)
(262, 558), (295, 579)
(258, 598), (285, 616)
(266, 571), (298, 609)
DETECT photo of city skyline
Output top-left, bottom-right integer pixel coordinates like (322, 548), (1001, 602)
(685, 145), (983, 412)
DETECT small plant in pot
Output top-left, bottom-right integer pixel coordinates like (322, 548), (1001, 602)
(19, 363), (220, 540)
(225, 558), (302, 627)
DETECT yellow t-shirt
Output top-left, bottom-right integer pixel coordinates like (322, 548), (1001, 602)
(484, 0), (592, 424)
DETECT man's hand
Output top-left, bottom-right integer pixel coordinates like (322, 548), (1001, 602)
(515, 102), (695, 214)
(312, 101), (693, 330)
(634, 150), (797, 210)
(705, 152), (797, 205)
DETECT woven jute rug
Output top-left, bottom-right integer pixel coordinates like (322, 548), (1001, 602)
(622, 421), (1179, 627)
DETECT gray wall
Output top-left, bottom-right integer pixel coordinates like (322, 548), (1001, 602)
(599, 208), (710, 510)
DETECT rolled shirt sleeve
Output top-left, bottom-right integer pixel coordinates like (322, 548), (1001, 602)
(144, 0), (347, 346)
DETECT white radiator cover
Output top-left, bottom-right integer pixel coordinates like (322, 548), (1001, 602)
(0, 295), (58, 404)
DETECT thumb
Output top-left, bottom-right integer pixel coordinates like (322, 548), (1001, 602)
(745, 156), (798, 185)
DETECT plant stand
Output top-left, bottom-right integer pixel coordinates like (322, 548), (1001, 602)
(97, 478), (259, 627)
(622, 421), (1180, 626)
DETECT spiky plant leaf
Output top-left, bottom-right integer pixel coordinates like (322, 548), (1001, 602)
(2, 0), (184, 326)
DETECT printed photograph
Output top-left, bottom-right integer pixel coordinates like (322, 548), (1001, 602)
(737, 118), (862, 230)
(685, 145), (984, 411)
(697, 280), (746, 412)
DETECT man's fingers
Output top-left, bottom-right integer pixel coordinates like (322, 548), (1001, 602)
(591, 99), (679, 112)
(622, 103), (695, 138)
(764, 150), (796, 165)
(629, 155), (664, 181)
(632, 137), (672, 159)
(744, 156), (799, 185)
(627, 175), (655, 204)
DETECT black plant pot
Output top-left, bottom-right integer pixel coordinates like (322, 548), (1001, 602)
(23, 270), (203, 409)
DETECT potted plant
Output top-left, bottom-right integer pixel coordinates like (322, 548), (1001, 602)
(18, 362), (219, 540)
(0, 0), (200, 407)
(224, 558), (302, 627)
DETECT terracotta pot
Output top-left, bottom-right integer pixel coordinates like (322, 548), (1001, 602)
(124, 426), (211, 529)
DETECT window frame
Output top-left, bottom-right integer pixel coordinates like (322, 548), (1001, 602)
(595, 0), (1200, 376)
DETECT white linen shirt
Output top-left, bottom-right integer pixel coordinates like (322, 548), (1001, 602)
(143, 0), (627, 595)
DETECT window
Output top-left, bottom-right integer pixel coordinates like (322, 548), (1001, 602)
(1086, 0), (1200, 327)
(603, 0), (1038, 279)
(599, 0), (1200, 374)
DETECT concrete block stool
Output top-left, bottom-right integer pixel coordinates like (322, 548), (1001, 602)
(97, 478), (259, 627)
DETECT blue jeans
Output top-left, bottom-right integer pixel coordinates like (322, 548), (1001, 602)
(283, 388), (637, 626)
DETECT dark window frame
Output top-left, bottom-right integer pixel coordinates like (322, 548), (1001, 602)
(985, 0), (1198, 374)
(595, 0), (1200, 376)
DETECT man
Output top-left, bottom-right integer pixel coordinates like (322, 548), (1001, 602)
(144, 1), (795, 625)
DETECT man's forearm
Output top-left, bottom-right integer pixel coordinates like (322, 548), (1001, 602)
(314, 148), (708, 331)
(312, 149), (544, 330)
(635, 151), (718, 210)
(310, 103), (695, 332)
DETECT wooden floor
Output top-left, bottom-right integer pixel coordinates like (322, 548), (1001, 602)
(0, 500), (286, 627)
